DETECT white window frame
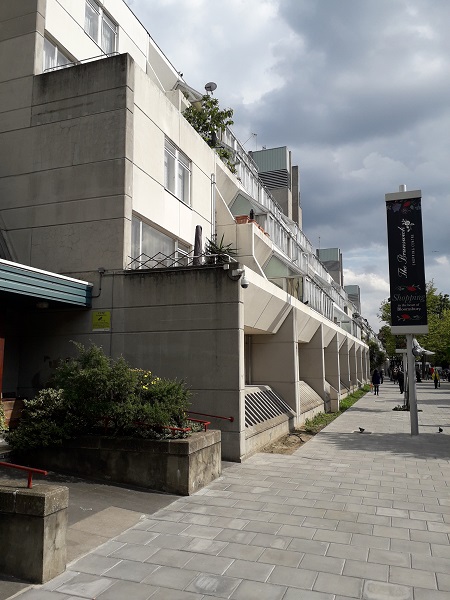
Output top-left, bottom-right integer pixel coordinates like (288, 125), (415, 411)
(164, 138), (191, 206)
(43, 37), (72, 72)
(85, 0), (117, 55)
(131, 216), (191, 268)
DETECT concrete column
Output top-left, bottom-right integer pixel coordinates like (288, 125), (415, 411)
(324, 332), (340, 410)
(251, 308), (300, 419)
(339, 336), (351, 391)
(365, 348), (370, 381)
(299, 324), (325, 400)
(356, 346), (362, 383)
(0, 483), (68, 583)
(349, 341), (357, 389)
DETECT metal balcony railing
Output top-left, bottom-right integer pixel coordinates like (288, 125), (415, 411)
(126, 250), (238, 270)
(222, 127), (359, 317)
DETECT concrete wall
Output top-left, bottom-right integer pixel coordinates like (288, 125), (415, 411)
(14, 266), (246, 461)
(18, 431), (221, 495)
(0, 53), (133, 273)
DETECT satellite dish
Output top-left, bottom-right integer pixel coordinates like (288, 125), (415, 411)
(205, 82), (217, 93)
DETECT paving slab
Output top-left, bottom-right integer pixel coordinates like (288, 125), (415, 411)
(4, 379), (450, 600)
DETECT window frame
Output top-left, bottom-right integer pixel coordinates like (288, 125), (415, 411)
(164, 138), (192, 206)
(43, 37), (72, 72)
(84, 0), (118, 55)
(131, 215), (191, 268)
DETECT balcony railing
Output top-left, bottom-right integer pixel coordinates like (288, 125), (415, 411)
(222, 127), (358, 317)
(126, 250), (238, 270)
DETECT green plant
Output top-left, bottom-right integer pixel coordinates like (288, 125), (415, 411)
(6, 388), (77, 450)
(0, 401), (6, 432)
(204, 235), (237, 265)
(7, 343), (192, 451)
(183, 95), (236, 172)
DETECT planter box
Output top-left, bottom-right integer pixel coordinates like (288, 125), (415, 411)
(16, 430), (221, 496)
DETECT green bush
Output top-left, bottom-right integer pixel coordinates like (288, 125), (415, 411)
(6, 388), (79, 450)
(0, 401), (6, 432)
(7, 343), (191, 450)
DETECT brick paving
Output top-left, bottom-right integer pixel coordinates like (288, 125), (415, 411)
(14, 379), (450, 599)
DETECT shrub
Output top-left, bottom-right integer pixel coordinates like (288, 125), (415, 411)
(0, 401), (6, 432)
(6, 343), (191, 450)
(6, 388), (78, 450)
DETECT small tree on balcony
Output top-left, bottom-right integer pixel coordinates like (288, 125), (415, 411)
(183, 95), (236, 172)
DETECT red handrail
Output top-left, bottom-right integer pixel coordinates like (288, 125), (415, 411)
(187, 418), (211, 431)
(187, 411), (234, 423)
(0, 461), (48, 489)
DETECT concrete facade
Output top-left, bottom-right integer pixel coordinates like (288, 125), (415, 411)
(0, 0), (370, 461)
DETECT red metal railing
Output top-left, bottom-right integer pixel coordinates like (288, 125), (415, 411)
(187, 411), (234, 423)
(0, 462), (48, 489)
(186, 418), (211, 432)
(99, 414), (223, 435)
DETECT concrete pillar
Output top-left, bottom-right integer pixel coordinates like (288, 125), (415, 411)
(349, 341), (357, 389)
(339, 337), (351, 391)
(0, 483), (68, 583)
(324, 332), (340, 410)
(251, 308), (300, 420)
(356, 345), (362, 383)
(299, 324), (325, 401)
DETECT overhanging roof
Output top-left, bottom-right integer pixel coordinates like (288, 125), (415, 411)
(0, 259), (92, 307)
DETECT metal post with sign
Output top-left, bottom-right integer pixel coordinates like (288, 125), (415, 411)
(385, 186), (428, 435)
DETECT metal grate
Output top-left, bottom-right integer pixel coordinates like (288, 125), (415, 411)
(258, 169), (290, 190)
(298, 381), (324, 414)
(245, 388), (294, 427)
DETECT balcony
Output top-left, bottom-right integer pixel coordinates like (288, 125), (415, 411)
(219, 128), (360, 323)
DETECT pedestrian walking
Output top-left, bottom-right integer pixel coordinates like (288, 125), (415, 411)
(398, 369), (405, 394)
(372, 369), (381, 396)
(393, 367), (398, 384)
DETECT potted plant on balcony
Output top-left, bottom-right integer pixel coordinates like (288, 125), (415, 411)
(235, 215), (250, 224)
(204, 235), (237, 265)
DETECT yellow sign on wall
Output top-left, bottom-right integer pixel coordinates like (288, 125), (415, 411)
(92, 311), (111, 331)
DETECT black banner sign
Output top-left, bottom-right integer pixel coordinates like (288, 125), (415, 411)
(385, 193), (428, 334)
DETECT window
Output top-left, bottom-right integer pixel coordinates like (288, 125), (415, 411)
(164, 139), (191, 206)
(131, 216), (190, 268)
(85, 0), (117, 55)
(43, 38), (71, 71)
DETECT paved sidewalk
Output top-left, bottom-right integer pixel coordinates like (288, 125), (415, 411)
(10, 380), (450, 599)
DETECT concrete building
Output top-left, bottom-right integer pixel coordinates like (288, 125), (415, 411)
(0, 0), (369, 461)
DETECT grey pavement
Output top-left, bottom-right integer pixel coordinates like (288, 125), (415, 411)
(5, 378), (450, 600)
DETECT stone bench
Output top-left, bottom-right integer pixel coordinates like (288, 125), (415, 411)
(0, 481), (68, 583)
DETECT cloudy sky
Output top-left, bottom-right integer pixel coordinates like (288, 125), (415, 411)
(127, 0), (450, 331)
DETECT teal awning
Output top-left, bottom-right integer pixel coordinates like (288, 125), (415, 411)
(0, 259), (92, 307)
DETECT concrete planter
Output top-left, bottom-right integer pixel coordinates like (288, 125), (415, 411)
(17, 430), (221, 496)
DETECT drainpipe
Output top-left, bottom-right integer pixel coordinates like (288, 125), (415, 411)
(211, 173), (216, 239)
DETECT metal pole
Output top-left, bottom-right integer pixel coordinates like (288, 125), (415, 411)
(406, 334), (419, 435)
